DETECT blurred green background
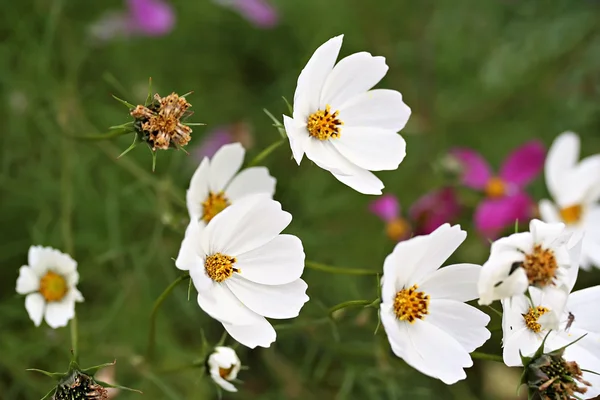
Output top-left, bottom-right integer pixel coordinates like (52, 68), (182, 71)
(2, 0), (600, 399)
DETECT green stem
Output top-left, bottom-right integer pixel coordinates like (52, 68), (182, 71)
(470, 351), (503, 362)
(329, 299), (375, 315)
(274, 317), (330, 331)
(159, 362), (204, 375)
(147, 274), (190, 361)
(66, 128), (132, 141)
(305, 261), (380, 276)
(246, 138), (285, 167)
(70, 316), (78, 362)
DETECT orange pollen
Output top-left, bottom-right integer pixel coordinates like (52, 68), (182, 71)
(523, 306), (549, 333)
(39, 271), (68, 302)
(523, 244), (558, 287)
(306, 105), (343, 141)
(201, 191), (230, 223)
(386, 218), (411, 242)
(219, 366), (234, 379)
(205, 253), (239, 282)
(560, 204), (582, 225)
(485, 177), (506, 198)
(393, 284), (430, 323)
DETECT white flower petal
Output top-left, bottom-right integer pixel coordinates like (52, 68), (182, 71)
(545, 132), (580, 200)
(338, 89), (411, 132)
(331, 167), (384, 195)
(303, 139), (355, 175)
(320, 52), (388, 110)
(186, 157), (210, 219)
(566, 286), (600, 334)
(530, 219), (569, 249)
(51, 252), (78, 277)
(382, 233), (432, 293)
(196, 282), (261, 326)
(208, 143), (245, 193)
(283, 115), (309, 165)
(502, 327), (542, 366)
(25, 293), (45, 327)
(225, 166), (276, 202)
(205, 196), (289, 256)
(222, 318), (276, 349)
(490, 231), (534, 257)
(293, 35), (344, 121)
(332, 127), (406, 171)
(420, 263), (481, 302)
(175, 220), (205, 271)
(571, 153), (600, 203)
(478, 250), (528, 306)
(16, 266), (40, 294)
(27, 246), (62, 276)
(235, 235), (305, 285)
(225, 276), (308, 319)
(538, 199), (561, 223)
(44, 298), (75, 329)
(427, 299), (491, 352)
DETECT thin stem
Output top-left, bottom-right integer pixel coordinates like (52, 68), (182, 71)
(470, 351), (503, 362)
(159, 362), (203, 374)
(66, 128), (132, 141)
(147, 274), (190, 361)
(329, 299), (374, 315)
(246, 138), (285, 167)
(70, 316), (78, 362)
(274, 317), (330, 331)
(305, 261), (380, 276)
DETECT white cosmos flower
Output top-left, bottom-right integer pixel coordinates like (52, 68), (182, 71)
(477, 219), (579, 307)
(176, 195), (308, 348)
(380, 224), (491, 384)
(15, 246), (84, 328)
(502, 285), (600, 398)
(207, 346), (242, 393)
(186, 142), (276, 226)
(539, 131), (600, 270)
(283, 35), (411, 195)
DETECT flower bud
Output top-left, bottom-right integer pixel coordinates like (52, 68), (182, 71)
(207, 346), (242, 393)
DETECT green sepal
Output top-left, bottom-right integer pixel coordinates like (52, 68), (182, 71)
(26, 368), (66, 380)
(282, 96), (293, 115)
(40, 386), (56, 400)
(112, 95), (136, 109)
(80, 360), (116, 376)
(145, 77), (153, 106)
(117, 134), (140, 159)
(95, 379), (143, 394)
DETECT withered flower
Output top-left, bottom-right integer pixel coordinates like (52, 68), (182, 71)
(131, 92), (193, 150)
(53, 371), (108, 400)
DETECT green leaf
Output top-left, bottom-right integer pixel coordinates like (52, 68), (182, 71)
(117, 134), (139, 159)
(112, 95), (136, 109)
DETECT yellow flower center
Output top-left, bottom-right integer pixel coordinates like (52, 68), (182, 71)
(306, 105), (343, 141)
(386, 218), (411, 242)
(205, 253), (239, 282)
(393, 284), (430, 323)
(219, 366), (234, 379)
(560, 204), (582, 225)
(523, 245), (558, 287)
(485, 177), (506, 198)
(202, 191), (230, 223)
(523, 306), (549, 333)
(39, 271), (68, 302)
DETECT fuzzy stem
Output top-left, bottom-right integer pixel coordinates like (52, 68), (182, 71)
(147, 274), (190, 361)
(305, 261), (380, 276)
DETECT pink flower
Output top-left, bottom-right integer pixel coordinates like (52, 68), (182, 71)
(214, 0), (279, 28)
(409, 187), (461, 235)
(369, 195), (411, 242)
(450, 140), (545, 238)
(192, 123), (255, 162)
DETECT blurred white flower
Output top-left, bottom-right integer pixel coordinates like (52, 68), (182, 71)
(186, 143), (276, 226)
(15, 246), (84, 328)
(502, 285), (600, 398)
(380, 224), (491, 384)
(176, 195), (308, 348)
(539, 132), (600, 271)
(207, 346), (242, 392)
(283, 35), (411, 195)
(478, 219), (580, 307)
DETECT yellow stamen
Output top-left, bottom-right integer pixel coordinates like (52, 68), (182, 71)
(523, 306), (549, 333)
(485, 177), (506, 198)
(393, 284), (430, 323)
(205, 253), (239, 282)
(524, 245), (558, 287)
(39, 271), (68, 302)
(306, 105), (343, 141)
(386, 218), (411, 242)
(560, 204), (582, 225)
(202, 191), (230, 223)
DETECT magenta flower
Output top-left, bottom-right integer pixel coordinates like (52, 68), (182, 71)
(369, 195), (411, 242)
(409, 187), (461, 235)
(214, 0), (279, 28)
(450, 140), (545, 238)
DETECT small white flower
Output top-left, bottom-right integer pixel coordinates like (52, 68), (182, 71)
(186, 142), (276, 226)
(380, 224), (491, 384)
(478, 219), (579, 307)
(539, 131), (600, 271)
(15, 246), (84, 328)
(283, 35), (411, 195)
(176, 195), (308, 348)
(207, 346), (242, 393)
(502, 285), (600, 398)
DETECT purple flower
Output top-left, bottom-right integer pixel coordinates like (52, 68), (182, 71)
(450, 140), (545, 238)
(409, 187), (461, 235)
(368, 195), (411, 242)
(214, 0), (279, 28)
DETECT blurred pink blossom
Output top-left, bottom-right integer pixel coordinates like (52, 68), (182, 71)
(409, 187), (461, 235)
(368, 195), (411, 242)
(450, 140), (545, 238)
(192, 123), (255, 162)
(89, 0), (175, 41)
(214, 0), (279, 28)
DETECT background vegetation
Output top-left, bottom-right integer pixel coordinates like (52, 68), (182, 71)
(2, 0), (600, 399)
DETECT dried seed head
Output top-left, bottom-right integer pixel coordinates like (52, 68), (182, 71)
(53, 371), (108, 400)
(527, 350), (591, 400)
